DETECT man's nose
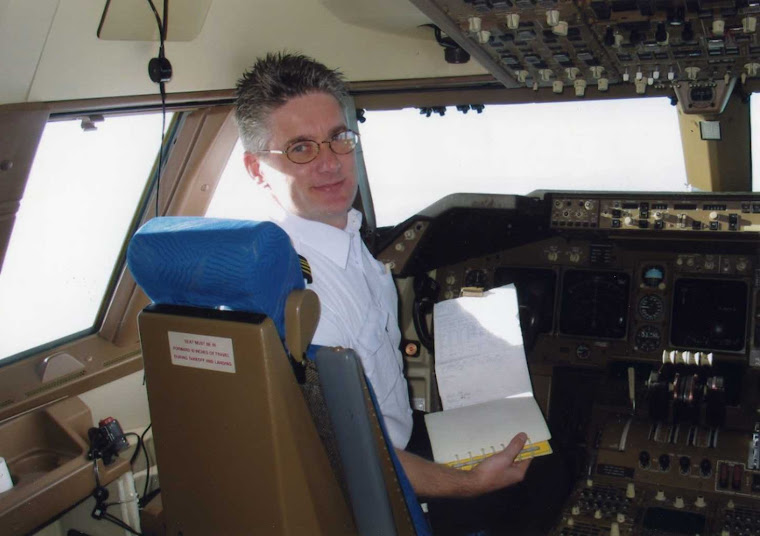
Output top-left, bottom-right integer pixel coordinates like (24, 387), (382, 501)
(315, 142), (341, 171)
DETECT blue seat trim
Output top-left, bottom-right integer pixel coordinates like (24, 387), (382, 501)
(127, 217), (304, 341)
(365, 376), (432, 536)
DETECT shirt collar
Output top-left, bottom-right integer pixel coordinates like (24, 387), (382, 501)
(272, 208), (363, 270)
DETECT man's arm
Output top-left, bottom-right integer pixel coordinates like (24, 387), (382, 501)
(396, 432), (531, 498)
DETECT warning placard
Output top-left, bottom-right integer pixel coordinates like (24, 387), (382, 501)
(168, 331), (236, 374)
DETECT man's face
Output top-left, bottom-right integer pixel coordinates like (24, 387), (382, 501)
(244, 92), (358, 229)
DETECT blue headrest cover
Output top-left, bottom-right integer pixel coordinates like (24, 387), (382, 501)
(127, 217), (304, 339)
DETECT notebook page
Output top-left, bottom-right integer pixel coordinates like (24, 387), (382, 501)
(433, 285), (533, 410)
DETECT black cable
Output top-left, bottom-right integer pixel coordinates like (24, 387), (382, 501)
(126, 432), (142, 465)
(101, 512), (144, 536)
(156, 84), (167, 218)
(140, 423), (153, 504)
(145, 0), (164, 42)
(145, 0), (169, 219)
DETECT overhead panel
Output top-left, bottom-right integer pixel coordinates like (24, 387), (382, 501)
(409, 0), (760, 111)
(97, 0), (212, 42)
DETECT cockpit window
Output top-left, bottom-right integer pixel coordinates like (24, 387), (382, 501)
(0, 113), (171, 363)
(359, 98), (690, 227)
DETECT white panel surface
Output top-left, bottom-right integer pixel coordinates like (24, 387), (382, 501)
(0, 0), (59, 104)
(15, 0), (485, 105)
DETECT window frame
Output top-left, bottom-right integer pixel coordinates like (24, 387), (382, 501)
(0, 79), (754, 420)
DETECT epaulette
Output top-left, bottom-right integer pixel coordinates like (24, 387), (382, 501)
(298, 254), (313, 284)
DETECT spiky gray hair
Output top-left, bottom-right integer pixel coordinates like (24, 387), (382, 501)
(235, 52), (348, 152)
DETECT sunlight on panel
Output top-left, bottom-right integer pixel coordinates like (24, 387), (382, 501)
(359, 98), (689, 227)
(0, 114), (168, 361)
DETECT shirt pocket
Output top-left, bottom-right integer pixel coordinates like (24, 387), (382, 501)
(354, 305), (388, 379)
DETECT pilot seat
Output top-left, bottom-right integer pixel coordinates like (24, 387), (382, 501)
(127, 216), (429, 536)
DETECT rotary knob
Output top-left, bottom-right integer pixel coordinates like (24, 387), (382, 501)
(639, 450), (651, 468)
(679, 456), (691, 475)
(658, 453), (671, 471)
(700, 458), (712, 477)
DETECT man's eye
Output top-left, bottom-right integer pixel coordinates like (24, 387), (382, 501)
(288, 142), (313, 154)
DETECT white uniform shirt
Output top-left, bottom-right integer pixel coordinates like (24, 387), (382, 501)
(273, 208), (413, 449)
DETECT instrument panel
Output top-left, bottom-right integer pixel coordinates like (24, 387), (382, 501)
(377, 192), (760, 367)
(377, 191), (760, 535)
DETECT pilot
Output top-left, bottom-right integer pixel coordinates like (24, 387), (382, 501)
(235, 52), (530, 498)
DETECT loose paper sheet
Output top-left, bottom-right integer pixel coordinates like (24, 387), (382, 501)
(433, 285), (533, 410)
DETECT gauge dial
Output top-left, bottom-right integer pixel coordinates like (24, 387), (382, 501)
(559, 270), (630, 339)
(638, 295), (664, 321)
(464, 269), (488, 288)
(635, 325), (662, 352)
(642, 265), (665, 288)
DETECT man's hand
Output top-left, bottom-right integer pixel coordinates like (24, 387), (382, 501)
(468, 432), (532, 495)
(396, 432), (532, 498)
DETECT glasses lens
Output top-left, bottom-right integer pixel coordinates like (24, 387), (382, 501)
(286, 141), (320, 164)
(330, 130), (358, 155)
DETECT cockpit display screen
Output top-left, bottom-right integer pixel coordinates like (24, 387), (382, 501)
(670, 278), (748, 352)
(559, 270), (630, 339)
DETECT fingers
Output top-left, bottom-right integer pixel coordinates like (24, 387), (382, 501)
(502, 432), (528, 461)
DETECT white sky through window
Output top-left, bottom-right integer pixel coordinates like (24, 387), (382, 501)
(209, 98), (690, 228)
(0, 114), (168, 362)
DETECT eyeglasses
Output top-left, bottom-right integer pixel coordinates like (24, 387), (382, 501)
(258, 129), (360, 164)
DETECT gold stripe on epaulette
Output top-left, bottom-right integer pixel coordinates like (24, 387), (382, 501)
(298, 254), (313, 284)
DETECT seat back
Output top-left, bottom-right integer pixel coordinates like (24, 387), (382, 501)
(137, 304), (354, 535)
(129, 217), (354, 535)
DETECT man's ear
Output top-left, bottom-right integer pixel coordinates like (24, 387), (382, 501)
(243, 151), (267, 186)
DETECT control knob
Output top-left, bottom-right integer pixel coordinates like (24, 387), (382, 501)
(639, 450), (651, 468)
(700, 458), (712, 477)
(658, 453), (670, 471)
(679, 456), (691, 475)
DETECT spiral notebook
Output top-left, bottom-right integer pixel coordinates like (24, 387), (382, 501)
(425, 285), (552, 470)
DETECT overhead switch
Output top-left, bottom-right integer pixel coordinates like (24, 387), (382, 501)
(743, 16), (757, 34)
(574, 79), (587, 97)
(553, 21), (568, 36)
(546, 10), (560, 27)
(713, 19), (725, 37)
